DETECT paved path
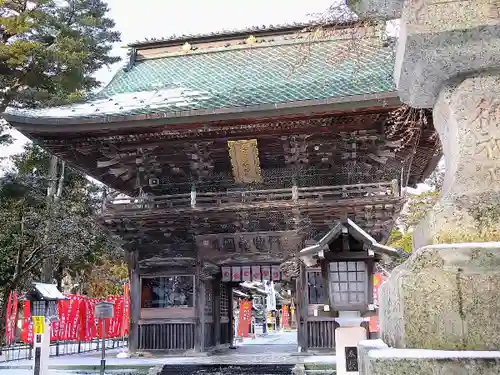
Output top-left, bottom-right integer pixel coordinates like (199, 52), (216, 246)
(233, 331), (298, 355)
(0, 331), (335, 374)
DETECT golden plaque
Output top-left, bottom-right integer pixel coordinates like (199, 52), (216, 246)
(227, 139), (262, 184)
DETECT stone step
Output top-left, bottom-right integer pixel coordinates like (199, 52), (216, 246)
(292, 363), (336, 375)
(305, 370), (336, 375)
(304, 363), (336, 371)
(158, 364), (295, 375)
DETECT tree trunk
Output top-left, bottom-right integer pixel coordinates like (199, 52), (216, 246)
(0, 288), (12, 347)
(55, 161), (65, 201)
(42, 156), (59, 283)
(54, 263), (64, 291)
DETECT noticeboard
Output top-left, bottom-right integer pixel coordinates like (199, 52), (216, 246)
(95, 301), (114, 319)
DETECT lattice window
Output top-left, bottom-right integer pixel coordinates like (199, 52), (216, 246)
(328, 261), (368, 308)
(220, 282), (228, 317)
(204, 281), (213, 315)
(307, 271), (327, 305)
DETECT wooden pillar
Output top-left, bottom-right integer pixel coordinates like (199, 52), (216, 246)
(228, 286), (235, 348)
(297, 262), (308, 353)
(126, 249), (140, 354)
(213, 274), (221, 347)
(194, 258), (206, 352)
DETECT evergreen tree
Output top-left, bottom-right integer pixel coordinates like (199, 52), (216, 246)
(0, 0), (120, 141)
(0, 0), (121, 339)
(0, 144), (123, 343)
(0, 0), (120, 111)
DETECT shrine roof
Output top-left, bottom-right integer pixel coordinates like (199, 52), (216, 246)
(127, 20), (356, 48)
(299, 218), (401, 267)
(5, 28), (396, 127)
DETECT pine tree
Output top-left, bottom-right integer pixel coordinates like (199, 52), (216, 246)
(0, 0), (120, 112)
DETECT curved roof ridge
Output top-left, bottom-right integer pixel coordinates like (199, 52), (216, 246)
(128, 20), (358, 49)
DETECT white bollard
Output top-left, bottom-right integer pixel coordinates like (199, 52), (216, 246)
(32, 316), (50, 375)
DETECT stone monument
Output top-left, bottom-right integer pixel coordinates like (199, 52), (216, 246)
(345, 1), (500, 374)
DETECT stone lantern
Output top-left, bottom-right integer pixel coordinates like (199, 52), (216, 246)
(299, 218), (401, 375)
(300, 218), (399, 315)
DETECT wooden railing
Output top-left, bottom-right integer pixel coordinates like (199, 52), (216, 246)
(103, 180), (400, 213)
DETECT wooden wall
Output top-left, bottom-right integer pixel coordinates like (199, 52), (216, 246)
(137, 272), (197, 351)
(133, 263), (342, 353)
(137, 270), (231, 352)
(139, 322), (195, 350)
(307, 318), (338, 350)
(302, 268), (339, 352)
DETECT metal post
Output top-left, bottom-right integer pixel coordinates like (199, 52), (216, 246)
(100, 318), (106, 375)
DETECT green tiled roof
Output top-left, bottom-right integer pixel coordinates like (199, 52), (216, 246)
(5, 37), (395, 122)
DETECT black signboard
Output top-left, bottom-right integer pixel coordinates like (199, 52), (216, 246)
(345, 346), (359, 372)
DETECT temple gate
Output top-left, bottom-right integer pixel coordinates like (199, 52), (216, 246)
(4, 21), (440, 354)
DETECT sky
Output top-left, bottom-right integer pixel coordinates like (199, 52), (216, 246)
(0, 0), (336, 164)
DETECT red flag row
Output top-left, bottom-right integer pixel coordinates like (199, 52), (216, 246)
(15, 289), (130, 344)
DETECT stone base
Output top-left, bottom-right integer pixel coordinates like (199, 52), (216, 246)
(379, 242), (500, 350)
(360, 347), (500, 375)
(336, 326), (367, 375)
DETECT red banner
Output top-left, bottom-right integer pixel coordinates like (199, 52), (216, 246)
(21, 301), (32, 344)
(370, 273), (386, 333)
(5, 291), (18, 345)
(281, 305), (289, 328)
(237, 300), (252, 338)
(369, 315), (380, 333)
(122, 283), (130, 336)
